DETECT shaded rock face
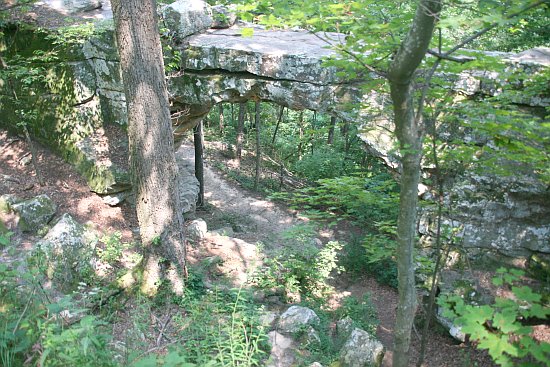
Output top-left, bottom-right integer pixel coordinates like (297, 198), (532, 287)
(33, 213), (97, 290)
(12, 194), (57, 234)
(429, 173), (550, 258)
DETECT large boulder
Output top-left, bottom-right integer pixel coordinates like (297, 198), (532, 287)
(277, 306), (320, 334)
(44, 0), (102, 14)
(266, 331), (297, 367)
(339, 328), (384, 367)
(161, 0), (213, 40)
(32, 214), (97, 289)
(12, 194), (57, 233)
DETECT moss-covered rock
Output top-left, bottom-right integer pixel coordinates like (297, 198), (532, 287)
(32, 213), (97, 290)
(11, 194), (57, 233)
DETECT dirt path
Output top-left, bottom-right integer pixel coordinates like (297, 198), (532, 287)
(177, 141), (301, 245)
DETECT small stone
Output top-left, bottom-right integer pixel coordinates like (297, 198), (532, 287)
(187, 218), (208, 240)
(161, 0), (213, 40)
(19, 155), (32, 166)
(101, 191), (131, 206)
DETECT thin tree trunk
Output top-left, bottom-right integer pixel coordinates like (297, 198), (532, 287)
(0, 55), (45, 186)
(112, 0), (187, 296)
(194, 120), (205, 207)
(327, 116), (337, 145)
(254, 101), (261, 190)
(388, 1), (442, 366)
(236, 102), (245, 160)
(231, 103), (235, 129)
(219, 104), (224, 135)
(22, 126), (44, 186)
(271, 105), (285, 145)
(297, 111), (304, 160)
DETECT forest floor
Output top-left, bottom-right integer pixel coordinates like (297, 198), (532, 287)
(0, 129), (499, 366)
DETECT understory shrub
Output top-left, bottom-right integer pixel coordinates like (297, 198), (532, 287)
(250, 225), (343, 300)
(270, 174), (398, 225)
(163, 287), (268, 367)
(440, 268), (550, 366)
(293, 149), (347, 181)
(0, 255), (115, 367)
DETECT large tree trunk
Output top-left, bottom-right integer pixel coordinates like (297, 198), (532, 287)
(112, 0), (186, 296)
(387, 1), (441, 366)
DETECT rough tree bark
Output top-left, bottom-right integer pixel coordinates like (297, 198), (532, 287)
(387, 1), (442, 366)
(112, 0), (187, 296)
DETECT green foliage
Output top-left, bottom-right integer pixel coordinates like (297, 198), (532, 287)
(293, 149), (347, 181)
(0, 258), (115, 367)
(96, 231), (130, 265)
(165, 288), (268, 367)
(0, 231), (12, 248)
(271, 174), (398, 225)
(335, 294), (379, 335)
(250, 225), (343, 300)
(440, 268), (550, 366)
(39, 315), (115, 367)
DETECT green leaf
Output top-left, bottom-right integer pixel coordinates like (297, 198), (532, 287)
(478, 333), (519, 359)
(132, 355), (158, 367)
(492, 310), (520, 334)
(241, 28), (254, 38)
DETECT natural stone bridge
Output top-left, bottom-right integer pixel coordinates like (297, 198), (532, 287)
(168, 27), (361, 140)
(2, 0), (549, 259)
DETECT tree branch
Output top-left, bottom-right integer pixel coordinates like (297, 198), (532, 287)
(427, 49), (474, 63)
(444, 0), (549, 57)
